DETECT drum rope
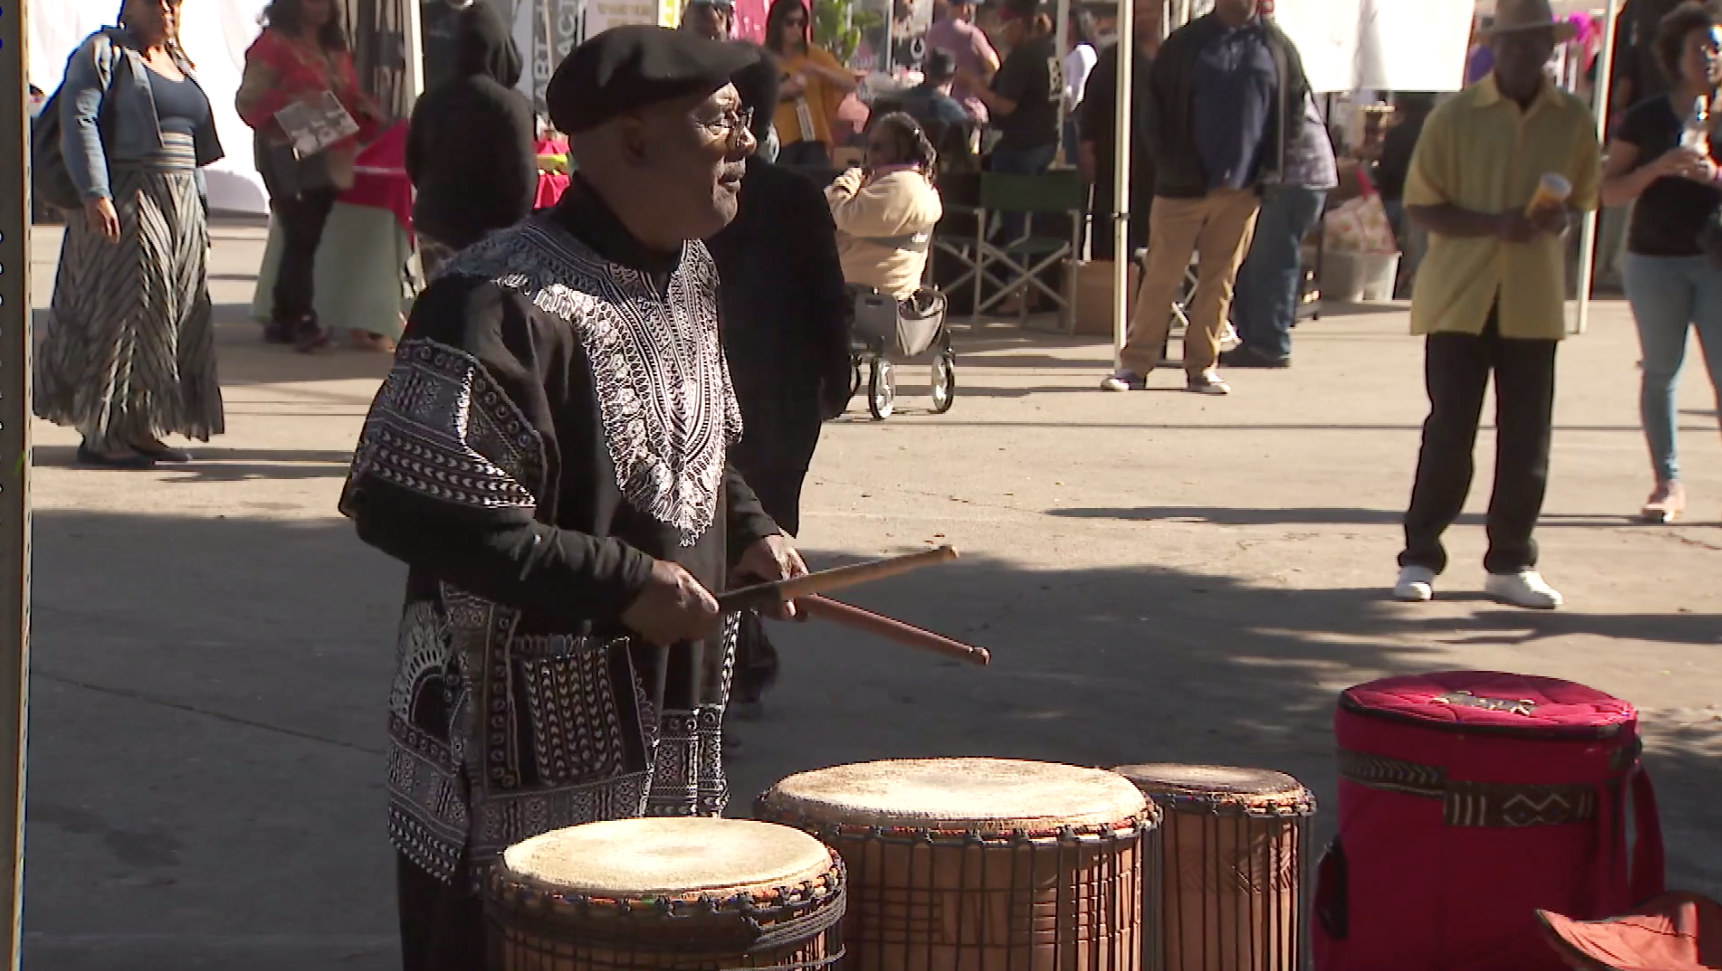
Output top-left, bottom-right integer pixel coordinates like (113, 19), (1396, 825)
(485, 879), (848, 958)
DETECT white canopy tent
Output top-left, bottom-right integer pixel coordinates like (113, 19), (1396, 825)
(1476, 0), (1604, 14)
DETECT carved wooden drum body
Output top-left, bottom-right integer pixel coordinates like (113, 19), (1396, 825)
(1113, 765), (1314, 971)
(757, 758), (1156, 971)
(487, 817), (848, 971)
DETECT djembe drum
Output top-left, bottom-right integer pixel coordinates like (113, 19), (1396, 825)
(1313, 671), (1663, 971)
(486, 817), (848, 971)
(756, 758), (1156, 971)
(1113, 764), (1314, 971)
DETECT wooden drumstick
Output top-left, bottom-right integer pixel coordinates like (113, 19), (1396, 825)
(718, 545), (959, 613)
(800, 595), (990, 667)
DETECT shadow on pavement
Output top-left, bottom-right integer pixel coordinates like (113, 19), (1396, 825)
(1047, 505), (1664, 529)
(22, 512), (1722, 969)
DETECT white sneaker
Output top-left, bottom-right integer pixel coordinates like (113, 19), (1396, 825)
(1186, 370), (1231, 395)
(1100, 369), (1147, 392)
(1484, 570), (1563, 610)
(1219, 322), (1242, 352)
(1393, 565), (1436, 602)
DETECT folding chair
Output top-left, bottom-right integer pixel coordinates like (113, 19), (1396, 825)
(1131, 246), (1198, 334)
(969, 170), (1087, 328)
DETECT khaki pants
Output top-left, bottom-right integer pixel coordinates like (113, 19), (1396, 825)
(1120, 188), (1262, 376)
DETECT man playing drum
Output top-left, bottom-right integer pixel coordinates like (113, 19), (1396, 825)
(339, 26), (807, 970)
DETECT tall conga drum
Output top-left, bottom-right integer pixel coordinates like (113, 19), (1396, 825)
(1113, 764), (1314, 971)
(486, 817), (847, 971)
(756, 758), (1156, 971)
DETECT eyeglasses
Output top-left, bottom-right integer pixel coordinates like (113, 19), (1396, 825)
(695, 106), (755, 146)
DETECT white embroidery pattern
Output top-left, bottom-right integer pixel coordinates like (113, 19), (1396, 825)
(445, 218), (743, 546)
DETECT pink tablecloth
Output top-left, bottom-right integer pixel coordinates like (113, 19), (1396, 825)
(536, 173), (571, 208)
(535, 138), (571, 209)
(343, 122), (414, 238)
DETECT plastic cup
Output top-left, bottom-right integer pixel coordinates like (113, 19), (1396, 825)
(1526, 173), (1572, 216)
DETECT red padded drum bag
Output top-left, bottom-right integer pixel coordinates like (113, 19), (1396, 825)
(1312, 671), (1664, 971)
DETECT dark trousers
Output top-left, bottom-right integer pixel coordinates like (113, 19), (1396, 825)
(990, 142), (1058, 243)
(397, 853), (486, 971)
(271, 188), (340, 323)
(1233, 186), (1326, 361)
(725, 457), (809, 706)
(1087, 170), (1151, 262)
(1400, 311), (1558, 575)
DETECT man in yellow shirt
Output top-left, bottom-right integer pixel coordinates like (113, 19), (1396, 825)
(1392, 0), (1601, 610)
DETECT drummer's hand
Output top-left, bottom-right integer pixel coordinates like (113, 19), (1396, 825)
(734, 533), (809, 621)
(621, 559), (720, 647)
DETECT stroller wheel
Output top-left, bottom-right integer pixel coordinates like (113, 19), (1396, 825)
(930, 354), (956, 414)
(868, 359), (896, 420)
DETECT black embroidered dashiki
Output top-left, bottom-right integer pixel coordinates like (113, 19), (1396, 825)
(340, 183), (780, 888)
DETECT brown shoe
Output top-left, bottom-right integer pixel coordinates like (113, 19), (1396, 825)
(1640, 480), (1686, 523)
(293, 318), (333, 353)
(348, 329), (397, 353)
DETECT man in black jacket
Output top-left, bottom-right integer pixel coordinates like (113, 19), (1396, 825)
(1078, 0), (1161, 260)
(706, 44), (852, 713)
(1101, 0), (1310, 396)
(406, 2), (537, 274)
(421, 0), (483, 92)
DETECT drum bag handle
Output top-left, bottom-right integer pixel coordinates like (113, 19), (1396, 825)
(1628, 765), (1666, 905)
(1313, 837), (1348, 941)
(1591, 759), (1666, 914)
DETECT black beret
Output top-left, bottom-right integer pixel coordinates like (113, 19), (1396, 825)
(547, 25), (760, 134)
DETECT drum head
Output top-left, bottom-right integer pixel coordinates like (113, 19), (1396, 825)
(761, 758), (1148, 834)
(500, 818), (835, 900)
(1111, 764), (1313, 813)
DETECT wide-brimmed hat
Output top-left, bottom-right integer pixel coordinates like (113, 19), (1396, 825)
(1485, 0), (1577, 41)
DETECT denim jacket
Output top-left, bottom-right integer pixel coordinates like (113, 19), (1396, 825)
(60, 28), (225, 202)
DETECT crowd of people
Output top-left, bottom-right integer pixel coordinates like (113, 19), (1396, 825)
(30, 0), (1722, 654)
(26, 0), (1722, 959)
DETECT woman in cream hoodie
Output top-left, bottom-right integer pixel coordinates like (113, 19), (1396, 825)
(825, 113), (945, 299)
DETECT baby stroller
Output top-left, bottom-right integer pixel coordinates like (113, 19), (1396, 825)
(847, 285), (955, 420)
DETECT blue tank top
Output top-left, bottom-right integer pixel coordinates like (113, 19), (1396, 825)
(146, 66), (210, 137)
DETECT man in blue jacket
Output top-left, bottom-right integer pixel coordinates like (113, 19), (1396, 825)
(1101, 0), (1310, 396)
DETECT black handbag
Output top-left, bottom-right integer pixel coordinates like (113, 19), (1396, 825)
(256, 133), (337, 201)
(33, 75), (120, 211)
(30, 88), (84, 211)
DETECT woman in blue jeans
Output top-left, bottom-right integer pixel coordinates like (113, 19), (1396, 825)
(1602, 1), (1722, 523)
(1227, 91), (1337, 367)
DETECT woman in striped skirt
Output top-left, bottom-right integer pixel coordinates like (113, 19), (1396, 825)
(35, 0), (226, 468)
